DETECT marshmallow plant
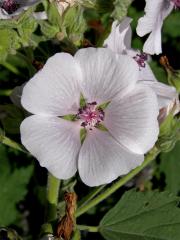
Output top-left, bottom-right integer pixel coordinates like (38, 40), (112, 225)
(104, 17), (179, 121)
(20, 47), (159, 186)
(136, 0), (180, 55)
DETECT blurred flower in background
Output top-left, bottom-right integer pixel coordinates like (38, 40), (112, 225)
(104, 17), (179, 123)
(136, 0), (180, 55)
(0, 0), (42, 19)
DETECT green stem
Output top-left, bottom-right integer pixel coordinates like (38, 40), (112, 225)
(76, 146), (160, 218)
(0, 89), (12, 96)
(77, 225), (98, 233)
(46, 173), (61, 222)
(1, 136), (27, 153)
(1, 62), (23, 76)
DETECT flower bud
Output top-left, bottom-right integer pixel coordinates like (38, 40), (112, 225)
(160, 56), (180, 93)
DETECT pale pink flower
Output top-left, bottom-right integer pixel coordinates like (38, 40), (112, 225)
(136, 0), (179, 55)
(104, 17), (178, 117)
(20, 48), (159, 186)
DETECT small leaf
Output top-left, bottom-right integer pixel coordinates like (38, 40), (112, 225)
(80, 128), (87, 144)
(0, 145), (33, 225)
(97, 101), (110, 110)
(62, 5), (87, 44)
(39, 21), (59, 39)
(111, 0), (133, 21)
(100, 189), (180, 240)
(61, 114), (77, 121)
(0, 29), (20, 61)
(79, 93), (86, 108)
(96, 123), (108, 132)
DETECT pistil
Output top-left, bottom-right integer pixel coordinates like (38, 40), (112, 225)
(77, 102), (105, 130)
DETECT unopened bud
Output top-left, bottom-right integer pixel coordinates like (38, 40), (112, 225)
(160, 56), (180, 93)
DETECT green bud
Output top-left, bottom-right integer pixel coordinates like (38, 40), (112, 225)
(168, 69), (180, 93)
(157, 113), (180, 152)
(160, 56), (180, 93)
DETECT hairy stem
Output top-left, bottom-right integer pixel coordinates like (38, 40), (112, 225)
(76, 146), (160, 217)
(1, 136), (27, 153)
(46, 173), (61, 222)
(77, 225), (99, 232)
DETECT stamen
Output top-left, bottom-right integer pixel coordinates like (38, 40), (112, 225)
(1, 0), (19, 14)
(133, 53), (148, 70)
(77, 102), (105, 130)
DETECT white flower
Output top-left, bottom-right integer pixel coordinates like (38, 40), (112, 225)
(20, 48), (159, 186)
(0, 0), (41, 19)
(136, 0), (179, 55)
(104, 17), (178, 118)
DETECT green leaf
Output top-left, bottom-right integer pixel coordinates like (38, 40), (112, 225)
(62, 5), (87, 44)
(17, 16), (38, 46)
(0, 145), (33, 226)
(80, 128), (87, 144)
(160, 141), (180, 195)
(100, 189), (180, 240)
(39, 21), (59, 39)
(112, 0), (133, 21)
(0, 104), (24, 134)
(0, 29), (20, 61)
(80, 93), (86, 108)
(96, 123), (108, 132)
(61, 114), (77, 121)
(97, 101), (110, 110)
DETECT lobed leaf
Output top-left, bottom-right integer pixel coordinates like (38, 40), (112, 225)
(100, 189), (180, 240)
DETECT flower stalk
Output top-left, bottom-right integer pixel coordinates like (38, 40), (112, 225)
(46, 173), (61, 222)
(77, 225), (99, 232)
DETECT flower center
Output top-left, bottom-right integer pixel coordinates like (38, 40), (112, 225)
(171, 0), (180, 8)
(133, 53), (148, 69)
(1, 0), (19, 14)
(77, 102), (105, 130)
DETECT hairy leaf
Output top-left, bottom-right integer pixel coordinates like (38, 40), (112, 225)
(100, 189), (180, 240)
(160, 141), (180, 195)
(0, 145), (33, 226)
(112, 0), (133, 21)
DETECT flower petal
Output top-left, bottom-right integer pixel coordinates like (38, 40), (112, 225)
(20, 115), (81, 179)
(136, 0), (173, 54)
(75, 47), (139, 103)
(140, 80), (177, 109)
(104, 17), (132, 54)
(78, 129), (144, 186)
(104, 84), (159, 154)
(21, 53), (82, 116)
